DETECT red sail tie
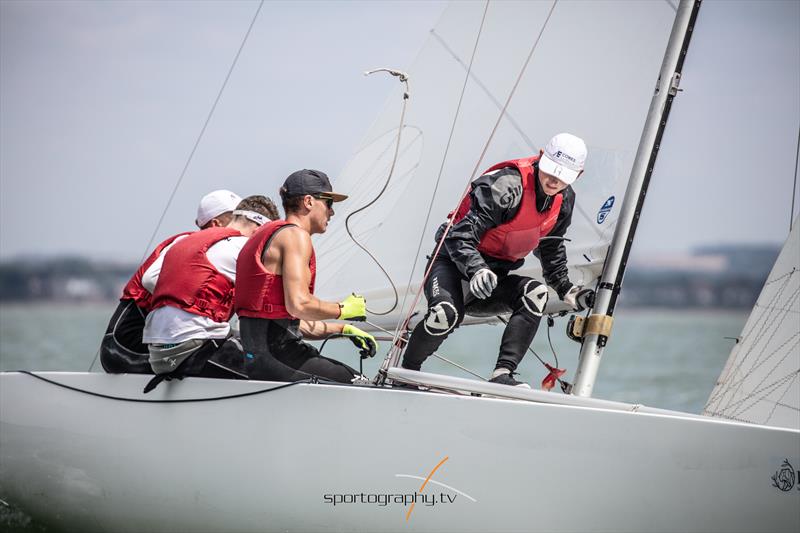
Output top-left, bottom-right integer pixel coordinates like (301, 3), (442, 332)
(541, 363), (566, 391)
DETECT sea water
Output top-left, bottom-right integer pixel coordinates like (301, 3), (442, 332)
(0, 302), (748, 531)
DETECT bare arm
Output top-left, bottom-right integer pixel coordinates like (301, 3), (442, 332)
(276, 227), (341, 320)
(299, 320), (344, 340)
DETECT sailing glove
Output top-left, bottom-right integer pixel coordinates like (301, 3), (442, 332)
(563, 285), (595, 312)
(338, 293), (367, 321)
(342, 324), (378, 358)
(469, 268), (498, 299)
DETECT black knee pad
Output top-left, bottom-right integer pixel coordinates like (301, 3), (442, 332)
(422, 301), (460, 336)
(518, 279), (549, 317)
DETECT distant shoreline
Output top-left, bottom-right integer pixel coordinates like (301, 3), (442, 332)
(0, 300), (750, 316)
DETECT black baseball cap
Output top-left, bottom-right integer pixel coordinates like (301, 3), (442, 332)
(280, 169), (348, 202)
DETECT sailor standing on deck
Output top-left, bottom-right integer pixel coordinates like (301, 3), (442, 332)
(235, 170), (378, 384)
(401, 133), (596, 387)
(141, 195), (279, 391)
(99, 189), (242, 374)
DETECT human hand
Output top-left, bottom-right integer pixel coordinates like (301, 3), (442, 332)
(563, 285), (595, 312)
(338, 293), (367, 321)
(342, 324), (378, 358)
(469, 268), (497, 299)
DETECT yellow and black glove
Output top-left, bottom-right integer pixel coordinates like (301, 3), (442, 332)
(338, 293), (367, 321)
(342, 324), (378, 358)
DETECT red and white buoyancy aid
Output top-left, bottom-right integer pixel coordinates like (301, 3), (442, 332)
(234, 220), (316, 320)
(121, 232), (193, 311)
(149, 227), (242, 322)
(450, 156), (563, 262)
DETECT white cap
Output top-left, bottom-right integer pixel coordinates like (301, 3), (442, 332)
(538, 133), (587, 185)
(195, 190), (242, 228)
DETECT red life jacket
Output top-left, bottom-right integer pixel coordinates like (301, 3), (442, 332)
(235, 220), (316, 320)
(149, 227), (242, 322)
(451, 156), (563, 262)
(121, 232), (193, 311)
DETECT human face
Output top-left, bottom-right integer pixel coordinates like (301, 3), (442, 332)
(538, 170), (570, 196)
(308, 194), (334, 234)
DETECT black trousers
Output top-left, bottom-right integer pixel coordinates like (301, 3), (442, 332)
(401, 255), (547, 373)
(239, 317), (359, 384)
(100, 299), (152, 374)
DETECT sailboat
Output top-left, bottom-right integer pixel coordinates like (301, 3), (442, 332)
(1, 1), (798, 532)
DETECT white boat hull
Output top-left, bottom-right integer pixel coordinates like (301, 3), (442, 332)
(1, 372), (798, 532)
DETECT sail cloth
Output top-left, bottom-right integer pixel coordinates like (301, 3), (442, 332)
(703, 217), (800, 430)
(314, 1), (677, 329)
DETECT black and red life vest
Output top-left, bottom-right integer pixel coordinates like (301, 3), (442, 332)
(149, 227), (242, 322)
(235, 220), (316, 320)
(121, 232), (193, 311)
(451, 156), (562, 262)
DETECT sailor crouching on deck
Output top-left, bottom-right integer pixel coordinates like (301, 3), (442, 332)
(140, 196), (279, 392)
(99, 189), (242, 374)
(235, 169), (377, 384)
(401, 133), (596, 387)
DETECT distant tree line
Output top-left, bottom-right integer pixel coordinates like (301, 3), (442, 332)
(0, 257), (132, 302)
(0, 244), (781, 309)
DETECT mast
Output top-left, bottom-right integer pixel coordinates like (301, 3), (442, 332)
(571, 0), (702, 398)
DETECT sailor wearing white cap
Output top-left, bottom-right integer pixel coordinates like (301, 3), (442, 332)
(401, 133), (596, 388)
(100, 189), (243, 375)
(537, 132), (588, 185)
(195, 189), (243, 228)
(142, 195), (280, 391)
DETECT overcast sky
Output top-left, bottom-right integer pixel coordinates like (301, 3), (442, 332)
(1, 0), (798, 263)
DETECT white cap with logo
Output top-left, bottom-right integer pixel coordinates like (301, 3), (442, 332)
(195, 189), (242, 228)
(538, 133), (587, 185)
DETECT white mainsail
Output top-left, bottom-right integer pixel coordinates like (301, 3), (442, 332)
(703, 217), (800, 430)
(314, 1), (677, 328)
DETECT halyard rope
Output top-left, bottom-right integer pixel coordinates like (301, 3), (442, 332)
(344, 69), (410, 315)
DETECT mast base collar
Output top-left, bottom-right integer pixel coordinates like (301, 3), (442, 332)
(566, 314), (614, 342)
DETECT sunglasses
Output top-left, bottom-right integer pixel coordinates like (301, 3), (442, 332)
(313, 195), (334, 209)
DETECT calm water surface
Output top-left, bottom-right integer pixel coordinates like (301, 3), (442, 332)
(0, 302), (748, 531)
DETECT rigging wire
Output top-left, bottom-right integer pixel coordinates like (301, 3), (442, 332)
(384, 0), (560, 375)
(790, 125), (799, 232)
(429, 28), (537, 153)
(88, 1), (264, 372)
(365, 319), (486, 381)
(344, 69), (410, 315)
(384, 0), (491, 372)
(138, 0), (265, 263)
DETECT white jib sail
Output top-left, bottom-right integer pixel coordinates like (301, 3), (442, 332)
(702, 217), (800, 430)
(314, 1), (677, 330)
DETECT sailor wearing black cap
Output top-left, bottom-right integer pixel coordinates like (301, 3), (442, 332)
(235, 169), (378, 384)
